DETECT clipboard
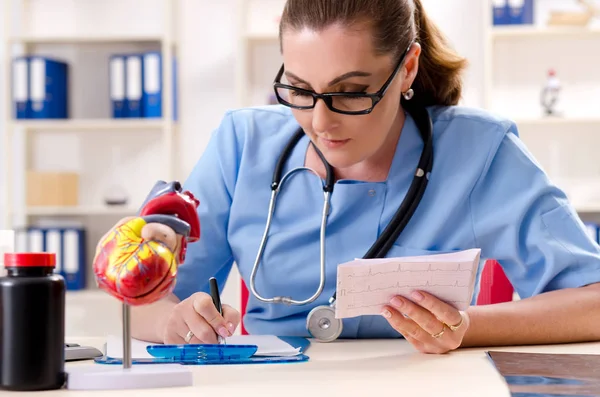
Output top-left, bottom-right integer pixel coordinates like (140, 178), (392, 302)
(95, 336), (310, 366)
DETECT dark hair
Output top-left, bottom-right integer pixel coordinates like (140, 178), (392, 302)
(279, 0), (468, 107)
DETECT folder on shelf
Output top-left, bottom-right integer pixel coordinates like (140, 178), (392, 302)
(507, 0), (534, 25)
(141, 51), (178, 120)
(61, 228), (86, 290)
(109, 55), (127, 118)
(126, 54), (144, 118)
(45, 228), (62, 274)
(15, 227), (86, 290)
(25, 227), (45, 252)
(29, 56), (69, 119)
(12, 56), (30, 119)
(492, 0), (510, 25)
(142, 51), (161, 118)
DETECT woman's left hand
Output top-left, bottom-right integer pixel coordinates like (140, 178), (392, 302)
(381, 290), (470, 354)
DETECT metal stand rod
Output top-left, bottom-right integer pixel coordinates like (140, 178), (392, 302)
(122, 303), (132, 369)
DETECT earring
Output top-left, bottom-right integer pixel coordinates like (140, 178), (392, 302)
(403, 88), (414, 101)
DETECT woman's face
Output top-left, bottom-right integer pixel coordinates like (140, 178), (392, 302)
(280, 23), (419, 170)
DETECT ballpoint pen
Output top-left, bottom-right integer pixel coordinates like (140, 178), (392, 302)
(209, 277), (226, 345)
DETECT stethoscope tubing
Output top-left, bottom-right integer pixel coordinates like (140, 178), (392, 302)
(250, 103), (433, 311)
(250, 166), (331, 305)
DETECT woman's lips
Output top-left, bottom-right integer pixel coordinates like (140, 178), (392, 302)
(320, 137), (350, 149)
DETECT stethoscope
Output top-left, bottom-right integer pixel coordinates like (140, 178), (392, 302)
(249, 102), (434, 342)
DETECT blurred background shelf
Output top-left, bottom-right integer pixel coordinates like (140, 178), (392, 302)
(514, 116), (600, 127)
(244, 31), (278, 42)
(8, 35), (168, 45)
(491, 25), (600, 39)
(12, 119), (169, 131)
(574, 203), (600, 213)
(24, 205), (138, 216)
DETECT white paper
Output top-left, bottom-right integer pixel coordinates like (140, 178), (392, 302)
(335, 248), (481, 318)
(105, 334), (301, 359)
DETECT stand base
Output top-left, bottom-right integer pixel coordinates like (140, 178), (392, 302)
(66, 364), (193, 390)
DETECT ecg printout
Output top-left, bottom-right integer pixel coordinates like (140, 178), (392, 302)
(335, 249), (481, 318)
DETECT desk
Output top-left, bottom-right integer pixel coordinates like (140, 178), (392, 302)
(32, 338), (600, 396)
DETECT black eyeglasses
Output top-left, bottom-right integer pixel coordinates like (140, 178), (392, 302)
(273, 44), (412, 115)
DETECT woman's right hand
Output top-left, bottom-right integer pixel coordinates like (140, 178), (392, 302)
(160, 292), (241, 344)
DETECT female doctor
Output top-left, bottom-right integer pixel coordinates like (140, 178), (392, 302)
(126, 0), (600, 354)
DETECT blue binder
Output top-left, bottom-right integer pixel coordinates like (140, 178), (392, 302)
(29, 56), (69, 119)
(141, 51), (178, 120)
(16, 226), (86, 290)
(492, 0), (510, 25)
(60, 227), (87, 290)
(12, 56), (31, 119)
(44, 228), (63, 276)
(95, 336), (310, 365)
(507, 0), (534, 25)
(109, 54), (127, 118)
(126, 54), (144, 118)
(25, 227), (46, 252)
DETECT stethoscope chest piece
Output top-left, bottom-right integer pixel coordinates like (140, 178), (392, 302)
(306, 305), (343, 342)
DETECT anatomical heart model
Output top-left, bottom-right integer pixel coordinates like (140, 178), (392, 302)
(93, 180), (200, 365)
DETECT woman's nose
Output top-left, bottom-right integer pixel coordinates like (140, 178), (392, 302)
(311, 99), (338, 134)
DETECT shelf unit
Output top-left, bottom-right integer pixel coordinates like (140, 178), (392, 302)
(12, 119), (168, 132)
(7, 35), (168, 45)
(235, 0), (283, 108)
(1, 0), (179, 230)
(490, 25), (600, 39)
(482, 0), (600, 214)
(25, 205), (140, 217)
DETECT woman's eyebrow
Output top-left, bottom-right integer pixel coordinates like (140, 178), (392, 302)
(328, 71), (372, 86)
(284, 70), (372, 87)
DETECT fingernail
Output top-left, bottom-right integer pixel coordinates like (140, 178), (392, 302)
(390, 297), (403, 308)
(412, 291), (424, 301)
(381, 309), (392, 319)
(218, 326), (230, 338)
(227, 322), (235, 332)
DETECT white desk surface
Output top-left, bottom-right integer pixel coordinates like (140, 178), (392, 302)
(33, 338), (600, 396)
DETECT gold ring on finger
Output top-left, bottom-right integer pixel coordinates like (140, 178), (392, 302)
(431, 325), (445, 339)
(184, 330), (194, 344)
(447, 312), (464, 332)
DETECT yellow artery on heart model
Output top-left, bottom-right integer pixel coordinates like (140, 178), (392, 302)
(93, 181), (201, 306)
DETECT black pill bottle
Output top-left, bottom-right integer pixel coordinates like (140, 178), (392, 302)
(0, 252), (66, 391)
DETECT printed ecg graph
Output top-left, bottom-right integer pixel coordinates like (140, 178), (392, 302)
(335, 249), (481, 319)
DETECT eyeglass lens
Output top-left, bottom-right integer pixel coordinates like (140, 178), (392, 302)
(275, 86), (373, 112)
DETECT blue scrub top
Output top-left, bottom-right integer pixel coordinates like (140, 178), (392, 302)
(173, 104), (600, 338)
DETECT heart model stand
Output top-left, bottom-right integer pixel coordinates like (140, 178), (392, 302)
(66, 181), (201, 390)
(66, 304), (193, 390)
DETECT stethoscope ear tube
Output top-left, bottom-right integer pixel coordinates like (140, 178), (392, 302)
(329, 103), (433, 303)
(371, 104), (434, 258)
(272, 129), (305, 191)
(360, 103), (433, 260)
